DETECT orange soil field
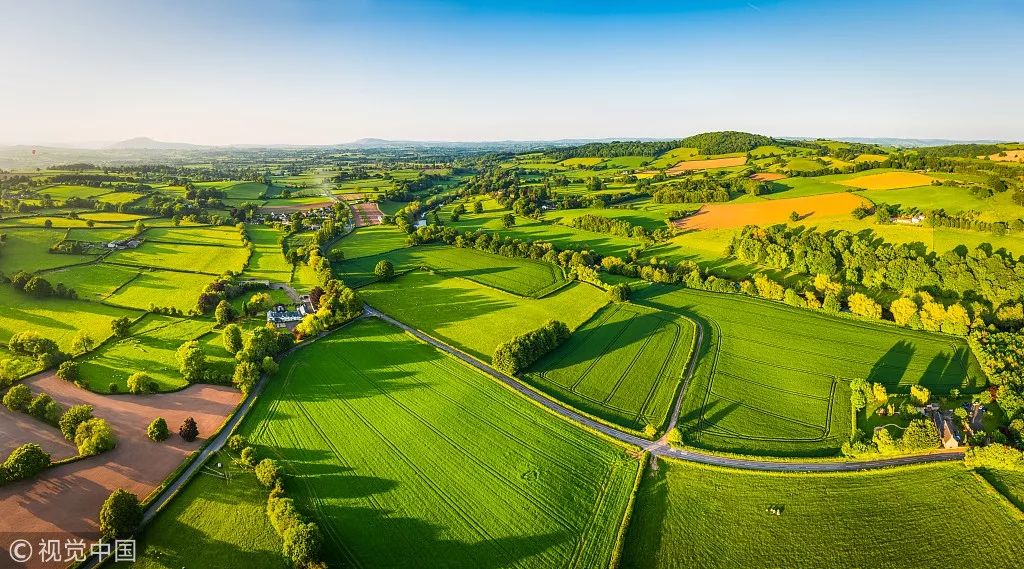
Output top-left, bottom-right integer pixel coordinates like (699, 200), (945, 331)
(666, 156), (747, 175)
(838, 171), (935, 190)
(0, 372), (239, 564)
(987, 149), (1024, 162)
(353, 201), (384, 227)
(751, 172), (787, 181)
(676, 192), (868, 230)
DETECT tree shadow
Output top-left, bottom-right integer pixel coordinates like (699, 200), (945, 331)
(866, 341), (915, 389)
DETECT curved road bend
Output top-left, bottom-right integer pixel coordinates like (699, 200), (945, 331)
(364, 307), (966, 473)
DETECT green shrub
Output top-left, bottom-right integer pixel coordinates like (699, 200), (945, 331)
(59, 404), (93, 441)
(227, 434), (248, 453)
(374, 259), (395, 281)
(492, 320), (570, 375)
(240, 446), (258, 467)
(127, 372), (152, 394)
(147, 417), (169, 442)
(56, 360), (79, 382)
(3, 384), (32, 412)
(282, 522), (323, 568)
(255, 458), (282, 488)
(1, 443), (51, 482)
(98, 489), (142, 540)
(27, 393), (61, 425)
(75, 418), (117, 456)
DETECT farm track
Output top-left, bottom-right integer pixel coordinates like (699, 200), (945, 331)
(364, 307), (966, 473)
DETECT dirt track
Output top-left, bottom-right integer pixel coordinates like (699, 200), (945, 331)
(0, 373), (239, 566)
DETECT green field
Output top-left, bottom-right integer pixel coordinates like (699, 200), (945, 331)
(634, 285), (984, 456)
(524, 302), (694, 433)
(338, 244), (567, 297)
(144, 225), (245, 246)
(42, 263), (141, 302)
(103, 269), (213, 311)
(360, 270), (608, 361)
(0, 285), (138, 354)
(242, 225), (293, 283)
(621, 459), (1024, 569)
(107, 241), (250, 274)
(241, 318), (640, 568)
(123, 453), (286, 569)
(329, 224), (409, 260)
(77, 314), (220, 391)
(37, 184), (112, 200)
(0, 228), (98, 273)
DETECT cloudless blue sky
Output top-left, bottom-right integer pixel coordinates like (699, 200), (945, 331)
(1, 0), (1021, 144)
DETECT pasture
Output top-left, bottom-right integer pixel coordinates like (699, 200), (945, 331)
(107, 240), (249, 274)
(677, 192), (867, 231)
(330, 223), (409, 260)
(242, 225), (293, 283)
(144, 225), (245, 246)
(634, 285), (984, 456)
(37, 184), (111, 200)
(338, 244), (567, 297)
(621, 459), (1024, 569)
(42, 263), (140, 302)
(122, 454), (285, 569)
(0, 285), (138, 354)
(103, 269), (213, 311)
(838, 171), (936, 190)
(0, 228), (98, 273)
(359, 270), (607, 361)
(524, 302), (695, 433)
(559, 157), (605, 167)
(241, 318), (640, 569)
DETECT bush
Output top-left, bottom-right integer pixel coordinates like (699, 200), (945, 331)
(3, 384), (32, 412)
(98, 489), (142, 540)
(147, 417), (169, 442)
(255, 458), (282, 488)
(109, 382), (119, 393)
(56, 361), (79, 382)
(111, 316), (133, 339)
(179, 416), (199, 442)
(227, 434), (248, 453)
(492, 320), (570, 375)
(27, 393), (61, 425)
(59, 404), (93, 441)
(261, 356), (279, 376)
(282, 522), (323, 568)
(126, 372), (153, 394)
(240, 446), (258, 467)
(1, 443), (51, 482)
(223, 324), (243, 355)
(374, 259), (395, 281)
(75, 418), (117, 456)
(607, 283), (630, 302)
(233, 361), (261, 394)
(267, 494), (301, 534)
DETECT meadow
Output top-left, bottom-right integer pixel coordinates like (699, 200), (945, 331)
(42, 263), (141, 302)
(0, 285), (138, 353)
(359, 270), (607, 361)
(107, 240), (250, 274)
(330, 223), (410, 260)
(241, 318), (640, 569)
(634, 285), (984, 456)
(144, 225), (245, 246)
(242, 225), (293, 283)
(103, 269), (214, 311)
(524, 302), (695, 433)
(0, 228), (98, 273)
(621, 459), (1024, 569)
(338, 244), (568, 297)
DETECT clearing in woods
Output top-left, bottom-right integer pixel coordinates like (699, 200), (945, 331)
(634, 284), (984, 457)
(240, 318), (640, 569)
(523, 302), (695, 433)
(620, 458), (1024, 569)
(675, 192), (867, 230)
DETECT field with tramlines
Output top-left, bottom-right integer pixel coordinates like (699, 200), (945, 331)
(240, 318), (640, 569)
(634, 284), (985, 456)
(338, 244), (568, 297)
(524, 302), (695, 433)
(621, 459), (1024, 568)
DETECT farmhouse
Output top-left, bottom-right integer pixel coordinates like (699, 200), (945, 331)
(932, 410), (962, 449)
(266, 303), (312, 330)
(893, 213), (926, 225)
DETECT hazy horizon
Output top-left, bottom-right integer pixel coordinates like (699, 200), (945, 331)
(2, 0), (1022, 146)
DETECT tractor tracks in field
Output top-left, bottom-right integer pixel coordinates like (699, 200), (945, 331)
(363, 306), (966, 473)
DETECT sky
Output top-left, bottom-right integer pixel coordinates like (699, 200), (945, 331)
(1, 0), (1022, 146)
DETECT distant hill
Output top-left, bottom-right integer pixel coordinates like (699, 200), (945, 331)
(785, 136), (1011, 148)
(106, 137), (207, 150)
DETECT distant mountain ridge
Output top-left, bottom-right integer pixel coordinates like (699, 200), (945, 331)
(105, 137), (208, 150)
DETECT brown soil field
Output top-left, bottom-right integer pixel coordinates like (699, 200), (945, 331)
(751, 172), (787, 182)
(986, 149), (1024, 162)
(0, 372), (239, 564)
(675, 192), (868, 231)
(666, 156), (747, 175)
(0, 409), (76, 461)
(353, 201), (384, 227)
(838, 171), (935, 190)
(261, 199), (333, 213)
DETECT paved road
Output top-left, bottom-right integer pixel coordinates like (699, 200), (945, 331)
(364, 307), (966, 473)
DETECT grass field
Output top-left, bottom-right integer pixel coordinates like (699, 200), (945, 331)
(634, 285), (984, 456)
(42, 263), (141, 302)
(37, 184), (112, 200)
(122, 453), (286, 569)
(241, 318), (640, 569)
(329, 224), (409, 260)
(360, 270), (607, 361)
(524, 302), (694, 432)
(77, 314), (220, 392)
(242, 225), (293, 283)
(338, 244), (567, 297)
(0, 228), (98, 273)
(621, 458), (1024, 569)
(107, 241), (249, 274)
(839, 171), (936, 190)
(559, 157), (605, 167)
(144, 225), (244, 246)
(104, 270), (214, 311)
(0, 285), (138, 354)
(78, 212), (148, 222)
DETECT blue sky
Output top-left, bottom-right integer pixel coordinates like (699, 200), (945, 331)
(1, 0), (1022, 145)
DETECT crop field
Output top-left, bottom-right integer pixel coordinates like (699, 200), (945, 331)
(602, 156), (649, 168)
(676, 192), (867, 231)
(987, 149), (1024, 162)
(224, 182), (270, 200)
(559, 157), (605, 167)
(982, 469), (1024, 512)
(330, 223), (409, 260)
(665, 155), (746, 175)
(360, 270), (607, 360)
(37, 184), (112, 200)
(0, 228), (98, 273)
(104, 269), (213, 311)
(107, 240), (250, 274)
(544, 205), (670, 232)
(77, 314), (217, 391)
(524, 302), (694, 432)
(838, 171), (936, 190)
(634, 285), (984, 456)
(338, 244), (567, 297)
(144, 225), (244, 246)
(621, 459), (1024, 569)
(78, 211), (148, 222)
(0, 284), (138, 354)
(241, 318), (640, 569)
(352, 200), (384, 226)
(648, 147), (699, 169)
(242, 225), (293, 282)
(42, 263), (141, 301)
(97, 191), (145, 205)
(123, 453), (285, 569)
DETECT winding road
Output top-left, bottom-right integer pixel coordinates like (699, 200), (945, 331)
(363, 306), (966, 473)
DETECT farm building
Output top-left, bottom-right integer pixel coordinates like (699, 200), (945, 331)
(893, 213), (926, 225)
(266, 303), (312, 330)
(932, 410), (962, 449)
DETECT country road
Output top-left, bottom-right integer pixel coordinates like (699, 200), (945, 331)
(363, 306), (966, 473)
